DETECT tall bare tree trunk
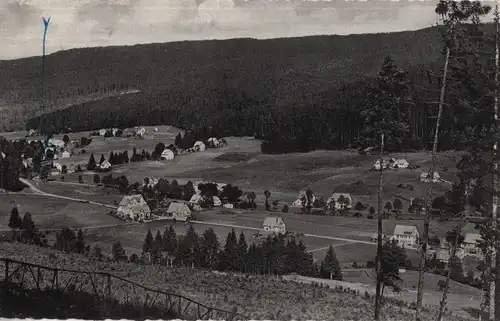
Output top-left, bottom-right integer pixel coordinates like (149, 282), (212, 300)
(436, 223), (463, 321)
(374, 133), (385, 321)
(489, 6), (500, 321)
(415, 47), (450, 321)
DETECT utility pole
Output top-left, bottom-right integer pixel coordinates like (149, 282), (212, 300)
(374, 132), (384, 321)
(491, 5), (500, 321)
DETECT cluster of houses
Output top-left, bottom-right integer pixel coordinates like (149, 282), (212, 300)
(370, 223), (484, 263)
(291, 191), (353, 210)
(373, 158), (410, 170)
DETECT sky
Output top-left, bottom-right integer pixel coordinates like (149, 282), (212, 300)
(0, 0), (495, 60)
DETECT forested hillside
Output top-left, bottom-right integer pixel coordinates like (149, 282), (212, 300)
(8, 24), (497, 152)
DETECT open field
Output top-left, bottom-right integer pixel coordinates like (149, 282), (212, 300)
(32, 181), (123, 205)
(0, 242), (477, 321)
(0, 194), (122, 230)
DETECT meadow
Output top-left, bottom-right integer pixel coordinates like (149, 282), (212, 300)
(0, 242), (477, 321)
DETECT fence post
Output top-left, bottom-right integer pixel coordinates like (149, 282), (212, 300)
(4, 259), (9, 282)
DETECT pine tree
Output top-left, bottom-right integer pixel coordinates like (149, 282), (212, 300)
(321, 245), (342, 280)
(236, 231), (248, 273)
(152, 230), (163, 264)
(8, 207), (22, 229)
(182, 181), (196, 201)
(163, 226), (178, 267)
(175, 133), (182, 148)
(143, 229), (154, 254)
(21, 212), (36, 244)
(87, 153), (96, 170)
(76, 229), (85, 254)
(201, 228), (220, 270)
(112, 241), (127, 261)
(220, 229), (238, 271)
(99, 154), (105, 165)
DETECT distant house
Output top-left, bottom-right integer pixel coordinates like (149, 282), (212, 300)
(61, 151), (71, 159)
(193, 141), (206, 152)
(207, 137), (220, 148)
(213, 196), (222, 207)
(53, 162), (62, 172)
(390, 225), (419, 249)
(463, 232), (484, 259)
(161, 149), (175, 160)
(292, 191), (316, 208)
(99, 161), (112, 172)
(223, 203), (234, 209)
(327, 193), (353, 210)
(48, 138), (65, 148)
(112, 128), (119, 136)
(153, 127), (158, 132)
(436, 237), (465, 263)
(189, 194), (204, 211)
(420, 172), (441, 183)
(393, 159), (409, 169)
(116, 195), (151, 222)
(373, 159), (391, 170)
(137, 127), (146, 137)
(99, 129), (106, 136)
(163, 202), (192, 222)
(144, 176), (159, 188)
(263, 216), (286, 234)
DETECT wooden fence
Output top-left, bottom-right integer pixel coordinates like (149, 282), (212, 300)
(0, 258), (248, 320)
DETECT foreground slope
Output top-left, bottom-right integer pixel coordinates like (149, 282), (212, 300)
(0, 242), (474, 321)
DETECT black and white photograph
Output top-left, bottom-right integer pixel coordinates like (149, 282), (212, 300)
(1, 0), (500, 320)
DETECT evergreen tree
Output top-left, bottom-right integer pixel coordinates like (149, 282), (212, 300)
(236, 231), (248, 273)
(182, 181), (196, 201)
(63, 134), (70, 145)
(21, 212), (36, 244)
(87, 153), (96, 170)
(112, 241), (127, 261)
(163, 225), (178, 267)
(220, 229), (238, 271)
(99, 154), (105, 165)
(175, 133), (182, 148)
(177, 225), (200, 268)
(76, 229), (85, 254)
(170, 180), (183, 199)
(321, 245), (342, 280)
(109, 151), (115, 165)
(143, 229), (154, 254)
(8, 207), (22, 229)
(201, 228), (220, 270)
(152, 230), (163, 264)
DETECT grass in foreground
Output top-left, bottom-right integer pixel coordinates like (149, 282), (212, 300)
(0, 242), (473, 321)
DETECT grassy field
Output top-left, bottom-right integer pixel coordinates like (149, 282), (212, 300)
(0, 194), (122, 230)
(34, 182), (123, 205)
(0, 242), (476, 321)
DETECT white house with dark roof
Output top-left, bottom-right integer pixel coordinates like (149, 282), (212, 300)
(263, 216), (286, 234)
(390, 225), (419, 249)
(189, 194), (203, 211)
(420, 172), (441, 183)
(212, 196), (222, 207)
(116, 194), (151, 222)
(163, 202), (192, 222)
(193, 141), (206, 152)
(463, 231), (483, 259)
(161, 149), (175, 160)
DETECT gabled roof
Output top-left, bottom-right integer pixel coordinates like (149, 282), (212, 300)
(464, 232), (482, 245)
(190, 194), (203, 203)
(167, 202), (190, 213)
(119, 194), (146, 207)
(331, 193), (352, 199)
(263, 216), (284, 226)
(393, 225), (418, 235)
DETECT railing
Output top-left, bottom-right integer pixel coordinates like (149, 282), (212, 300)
(0, 258), (248, 320)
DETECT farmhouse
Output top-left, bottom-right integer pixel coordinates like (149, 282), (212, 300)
(193, 141), (206, 152)
(390, 225), (419, 249)
(436, 238), (466, 263)
(161, 149), (175, 160)
(393, 159), (409, 169)
(292, 191), (317, 207)
(189, 194), (204, 211)
(263, 216), (286, 234)
(137, 127), (146, 137)
(53, 162), (62, 172)
(207, 137), (220, 147)
(213, 196), (222, 207)
(116, 195), (151, 222)
(61, 151), (71, 159)
(99, 161), (112, 172)
(327, 193), (353, 210)
(463, 232), (483, 259)
(164, 202), (192, 222)
(420, 171), (441, 183)
(373, 159), (390, 170)
(99, 129), (107, 136)
(48, 138), (65, 148)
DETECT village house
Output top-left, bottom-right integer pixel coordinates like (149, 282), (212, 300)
(163, 202), (192, 222)
(116, 194), (151, 222)
(161, 149), (175, 160)
(420, 171), (441, 183)
(189, 194), (204, 211)
(390, 225), (420, 249)
(193, 141), (206, 152)
(435, 237), (466, 263)
(373, 158), (409, 170)
(263, 216), (286, 234)
(99, 161), (112, 172)
(292, 191), (317, 207)
(99, 129), (107, 136)
(137, 127), (146, 137)
(462, 226), (484, 259)
(213, 196), (222, 207)
(327, 193), (353, 210)
(393, 158), (409, 169)
(207, 137), (220, 148)
(61, 150), (71, 159)
(48, 138), (65, 148)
